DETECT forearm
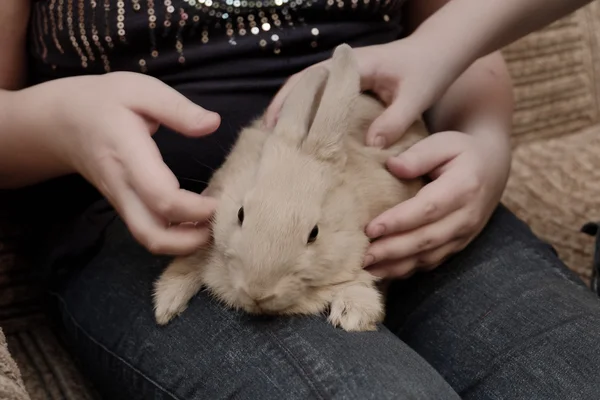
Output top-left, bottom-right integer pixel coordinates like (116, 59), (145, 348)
(0, 89), (72, 189)
(424, 51), (514, 146)
(412, 0), (592, 79)
(0, 1), (30, 90)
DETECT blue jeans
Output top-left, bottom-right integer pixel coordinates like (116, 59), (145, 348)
(42, 92), (600, 399)
(43, 203), (600, 400)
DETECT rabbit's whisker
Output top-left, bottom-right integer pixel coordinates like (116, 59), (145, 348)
(190, 156), (217, 172)
(177, 176), (210, 185)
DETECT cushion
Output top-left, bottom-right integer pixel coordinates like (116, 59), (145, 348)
(503, 124), (600, 284)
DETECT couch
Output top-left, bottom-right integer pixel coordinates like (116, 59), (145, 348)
(2, 3), (600, 398)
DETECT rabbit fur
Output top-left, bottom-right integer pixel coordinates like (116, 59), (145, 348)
(152, 43), (429, 332)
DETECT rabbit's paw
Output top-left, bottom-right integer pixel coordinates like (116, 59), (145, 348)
(327, 283), (384, 332)
(152, 272), (202, 325)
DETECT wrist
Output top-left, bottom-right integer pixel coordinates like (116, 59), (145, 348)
(0, 86), (74, 188)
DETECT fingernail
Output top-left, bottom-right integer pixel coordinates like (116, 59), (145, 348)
(367, 224), (385, 238)
(200, 111), (220, 125)
(363, 254), (375, 267)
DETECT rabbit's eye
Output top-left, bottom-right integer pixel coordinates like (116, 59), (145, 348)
(307, 225), (319, 244)
(238, 207), (244, 225)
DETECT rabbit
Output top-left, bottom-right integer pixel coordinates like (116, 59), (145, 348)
(152, 43), (429, 332)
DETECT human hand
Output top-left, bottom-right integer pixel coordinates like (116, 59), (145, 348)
(26, 72), (221, 255)
(362, 130), (511, 279)
(264, 36), (462, 147)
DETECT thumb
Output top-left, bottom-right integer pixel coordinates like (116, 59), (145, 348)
(366, 97), (423, 148)
(386, 132), (465, 179)
(123, 75), (221, 138)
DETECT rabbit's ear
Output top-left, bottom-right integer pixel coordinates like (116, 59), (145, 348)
(273, 67), (329, 146)
(303, 44), (360, 162)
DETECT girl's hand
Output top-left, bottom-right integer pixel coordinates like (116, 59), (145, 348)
(362, 130), (511, 278)
(21, 72), (221, 255)
(264, 37), (460, 148)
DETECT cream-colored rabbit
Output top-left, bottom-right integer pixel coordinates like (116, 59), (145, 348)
(152, 43), (428, 332)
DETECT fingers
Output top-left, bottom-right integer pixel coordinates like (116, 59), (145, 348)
(366, 99), (423, 148)
(118, 184), (213, 255)
(385, 131), (466, 180)
(99, 116), (217, 255)
(365, 175), (464, 239)
(366, 137), (467, 238)
(122, 74), (221, 137)
(364, 207), (475, 267)
(365, 238), (465, 279)
(122, 132), (218, 224)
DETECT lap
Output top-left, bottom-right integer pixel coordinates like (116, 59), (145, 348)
(385, 204), (600, 399)
(48, 213), (459, 400)
(42, 89), (600, 399)
(49, 203), (600, 400)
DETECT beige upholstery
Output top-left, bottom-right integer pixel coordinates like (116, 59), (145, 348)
(502, 3), (600, 285)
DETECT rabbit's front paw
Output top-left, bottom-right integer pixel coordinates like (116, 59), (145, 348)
(152, 270), (203, 325)
(153, 279), (191, 325)
(327, 283), (384, 332)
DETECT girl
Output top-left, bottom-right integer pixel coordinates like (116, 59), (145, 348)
(1, 0), (599, 398)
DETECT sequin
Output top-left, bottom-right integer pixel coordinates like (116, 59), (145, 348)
(48, 0), (64, 54)
(57, 0), (64, 31)
(34, 3), (48, 62)
(147, 0), (159, 61)
(31, 0), (402, 72)
(175, 7), (187, 63)
(103, 0), (114, 49)
(90, 0), (111, 72)
(164, 1), (175, 37)
(41, 4), (49, 35)
(66, 0), (86, 67)
(78, 0), (96, 62)
(116, 0), (127, 42)
(139, 58), (148, 73)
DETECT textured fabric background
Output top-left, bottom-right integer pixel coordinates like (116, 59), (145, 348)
(501, 2), (600, 285)
(2, 3), (600, 398)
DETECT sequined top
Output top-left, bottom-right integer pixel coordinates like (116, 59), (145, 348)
(28, 0), (408, 91)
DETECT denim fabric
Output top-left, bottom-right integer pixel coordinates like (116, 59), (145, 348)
(45, 203), (600, 400)
(48, 210), (460, 400)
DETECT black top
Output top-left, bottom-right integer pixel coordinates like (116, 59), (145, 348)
(28, 0), (408, 91)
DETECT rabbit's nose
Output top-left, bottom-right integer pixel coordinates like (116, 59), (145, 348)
(237, 286), (277, 310)
(255, 292), (291, 313)
(256, 293), (276, 303)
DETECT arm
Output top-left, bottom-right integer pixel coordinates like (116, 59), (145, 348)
(363, 0), (516, 276)
(0, 1), (74, 188)
(425, 52), (514, 144)
(407, 0), (514, 144)
(410, 0), (592, 88)
(0, 0), (29, 90)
